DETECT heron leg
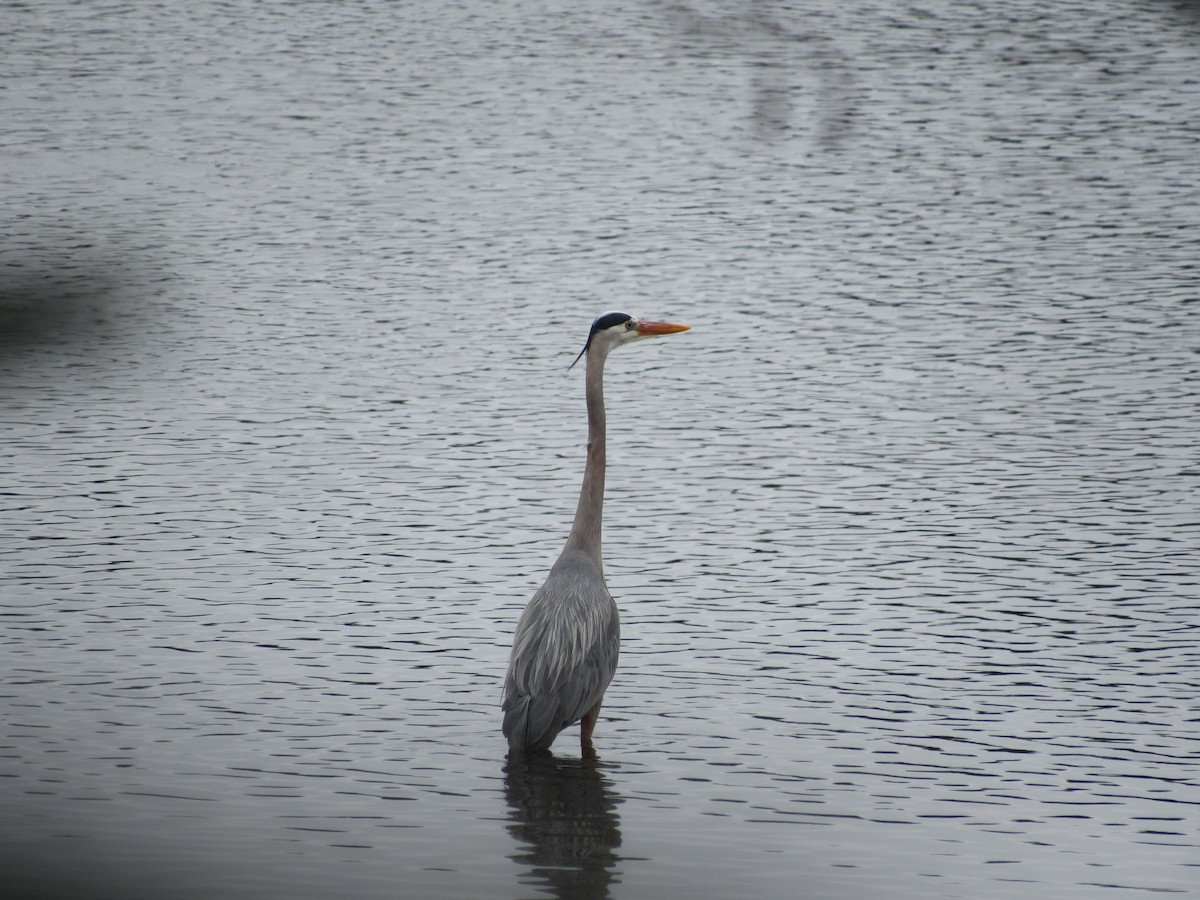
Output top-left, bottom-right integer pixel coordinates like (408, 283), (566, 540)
(580, 701), (602, 758)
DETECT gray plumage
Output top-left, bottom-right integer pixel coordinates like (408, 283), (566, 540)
(502, 312), (689, 756)
(503, 548), (620, 752)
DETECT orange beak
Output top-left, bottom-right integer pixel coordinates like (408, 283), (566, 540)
(635, 320), (690, 336)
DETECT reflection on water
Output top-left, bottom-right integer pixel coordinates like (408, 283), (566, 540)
(505, 754), (623, 900)
(0, 247), (134, 354)
(662, 1), (855, 145)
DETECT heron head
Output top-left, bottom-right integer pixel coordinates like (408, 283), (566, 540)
(568, 311), (690, 370)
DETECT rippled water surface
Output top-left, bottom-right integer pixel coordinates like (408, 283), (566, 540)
(3, 1), (1199, 897)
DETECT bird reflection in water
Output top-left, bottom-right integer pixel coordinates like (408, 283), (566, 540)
(504, 753), (623, 900)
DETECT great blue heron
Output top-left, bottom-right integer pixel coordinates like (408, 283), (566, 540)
(502, 311), (690, 756)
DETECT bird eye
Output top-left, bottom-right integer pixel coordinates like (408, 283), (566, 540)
(625, 320), (635, 330)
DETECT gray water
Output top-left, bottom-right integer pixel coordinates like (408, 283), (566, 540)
(3, 1), (1199, 897)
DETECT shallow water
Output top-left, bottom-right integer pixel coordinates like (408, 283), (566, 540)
(3, 1), (1199, 897)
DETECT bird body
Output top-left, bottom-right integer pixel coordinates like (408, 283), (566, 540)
(503, 548), (619, 752)
(502, 312), (689, 756)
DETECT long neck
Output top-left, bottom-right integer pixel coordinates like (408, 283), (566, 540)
(564, 345), (607, 562)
